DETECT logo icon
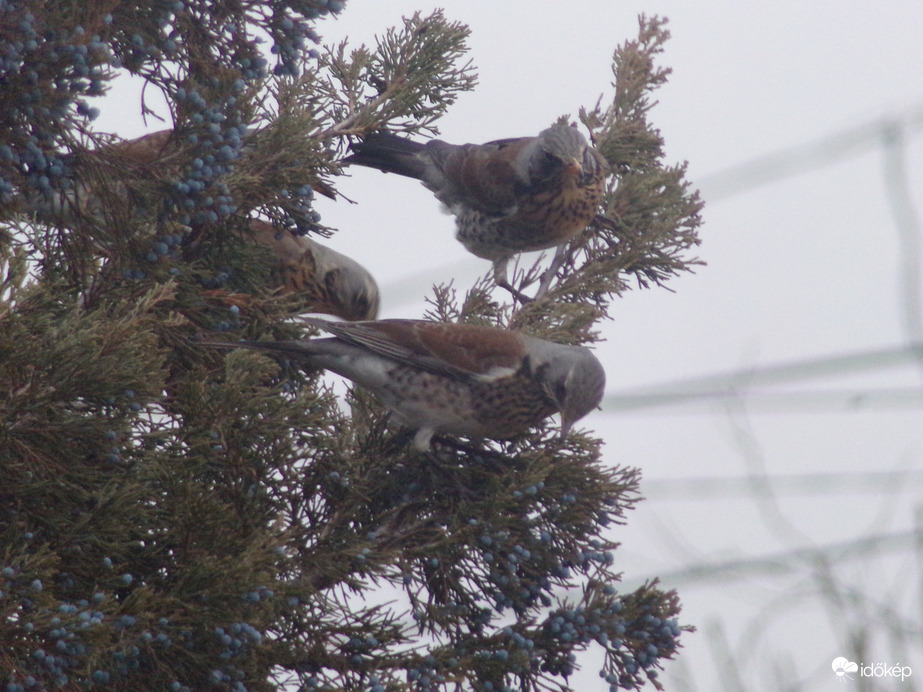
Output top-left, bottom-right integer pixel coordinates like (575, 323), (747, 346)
(832, 657), (859, 681)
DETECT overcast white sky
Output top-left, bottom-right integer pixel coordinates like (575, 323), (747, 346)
(99, 2), (923, 689)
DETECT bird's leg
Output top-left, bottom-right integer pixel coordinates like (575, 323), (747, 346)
(534, 244), (569, 300)
(496, 278), (534, 304)
(383, 428), (418, 453)
(412, 427), (436, 453)
(430, 436), (510, 464)
(493, 257), (534, 304)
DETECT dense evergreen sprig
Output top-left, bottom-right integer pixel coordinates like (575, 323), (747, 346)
(1, 4), (698, 690)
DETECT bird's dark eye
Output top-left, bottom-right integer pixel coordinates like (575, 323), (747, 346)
(534, 151), (560, 180)
(324, 269), (340, 291)
(553, 380), (568, 406)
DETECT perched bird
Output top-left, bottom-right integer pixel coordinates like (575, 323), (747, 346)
(248, 219), (379, 321)
(10, 128), (377, 321)
(344, 123), (609, 296)
(85, 128), (179, 166)
(208, 318), (605, 450)
(10, 129), (179, 223)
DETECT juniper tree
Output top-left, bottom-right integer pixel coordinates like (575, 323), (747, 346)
(0, 3), (702, 690)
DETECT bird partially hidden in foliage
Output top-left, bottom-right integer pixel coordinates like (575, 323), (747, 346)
(248, 219), (379, 321)
(343, 123), (609, 300)
(206, 318), (606, 451)
(9, 129), (377, 321)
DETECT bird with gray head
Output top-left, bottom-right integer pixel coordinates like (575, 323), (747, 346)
(249, 219), (379, 321)
(344, 123), (609, 299)
(206, 318), (605, 451)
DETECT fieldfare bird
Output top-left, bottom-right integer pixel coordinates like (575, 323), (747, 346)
(344, 123), (609, 297)
(248, 219), (379, 321)
(11, 128), (377, 321)
(208, 318), (606, 450)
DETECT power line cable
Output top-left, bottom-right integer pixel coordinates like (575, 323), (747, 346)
(881, 120), (923, 350)
(602, 387), (923, 414)
(627, 530), (919, 589)
(697, 108), (923, 201)
(641, 471), (923, 500)
(603, 344), (923, 412)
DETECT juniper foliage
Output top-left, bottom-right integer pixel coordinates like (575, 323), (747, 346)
(1, 3), (701, 690)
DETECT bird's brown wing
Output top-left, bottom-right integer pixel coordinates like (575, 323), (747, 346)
(303, 319), (525, 382)
(428, 137), (536, 217)
(101, 129), (175, 164)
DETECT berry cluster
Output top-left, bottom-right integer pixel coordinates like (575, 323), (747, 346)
(214, 621), (263, 661)
(1, 561), (271, 691)
(405, 654), (445, 691)
(275, 184), (323, 235)
(478, 525), (556, 613)
(540, 591), (682, 690)
(165, 85), (248, 226)
(0, 4), (113, 203)
(262, 0), (343, 76)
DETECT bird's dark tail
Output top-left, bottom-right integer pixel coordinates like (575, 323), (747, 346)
(343, 132), (428, 180)
(203, 340), (320, 359)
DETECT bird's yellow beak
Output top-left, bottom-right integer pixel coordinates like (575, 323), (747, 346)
(565, 159), (583, 176)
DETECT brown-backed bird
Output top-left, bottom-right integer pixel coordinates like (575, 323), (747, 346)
(208, 317), (605, 450)
(11, 128), (377, 321)
(248, 219), (379, 321)
(344, 123), (609, 295)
